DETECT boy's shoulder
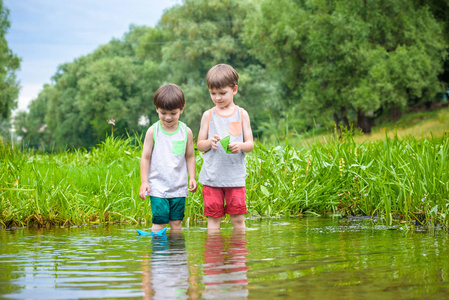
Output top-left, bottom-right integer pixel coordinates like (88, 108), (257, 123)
(181, 122), (193, 135)
(179, 120), (190, 129)
(203, 107), (213, 114)
(145, 123), (156, 134)
(148, 121), (158, 130)
(239, 106), (251, 118)
(200, 108), (213, 120)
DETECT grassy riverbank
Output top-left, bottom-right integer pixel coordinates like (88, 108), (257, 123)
(248, 133), (449, 228)
(1, 130), (448, 229)
(300, 106), (449, 145)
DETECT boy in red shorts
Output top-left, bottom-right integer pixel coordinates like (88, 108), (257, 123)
(197, 64), (254, 230)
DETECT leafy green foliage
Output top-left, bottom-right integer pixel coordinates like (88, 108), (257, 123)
(0, 1), (20, 122)
(156, 0), (278, 135)
(12, 0), (449, 149)
(243, 0), (446, 133)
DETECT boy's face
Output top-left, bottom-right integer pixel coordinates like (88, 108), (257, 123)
(209, 86), (238, 109)
(156, 107), (183, 130)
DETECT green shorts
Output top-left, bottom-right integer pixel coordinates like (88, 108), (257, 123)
(150, 196), (186, 224)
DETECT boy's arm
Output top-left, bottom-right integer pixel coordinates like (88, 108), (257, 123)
(185, 127), (197, 193)
(197, 110), (219, 152)
(229, 109), (254, 154)
(241, 109), (254, 152)
(139, 126), (154, 200)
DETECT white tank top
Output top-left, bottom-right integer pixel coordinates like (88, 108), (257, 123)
(199, 106), (246, 187)
(148, 121), (188, 198)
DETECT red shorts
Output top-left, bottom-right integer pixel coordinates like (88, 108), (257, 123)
(202, 185), (247, 217)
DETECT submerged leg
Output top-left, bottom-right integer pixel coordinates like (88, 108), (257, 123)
(152, 223), (166, 233)
(169, 220), (182, 232)
(207, 216), (222, 230)
(150, 224), (167, 237)
(230, 214), (245, 230)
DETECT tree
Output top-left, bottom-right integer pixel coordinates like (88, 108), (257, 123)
(244, 0), (446, 133)
(155, 0), (280, 135)
(413, 0), (449, 88)
(0, 0), (20, 123)
(13, 85), (52, 149)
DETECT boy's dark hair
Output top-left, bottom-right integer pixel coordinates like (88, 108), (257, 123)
(206, 64), (239, 89)
(153, 84), (185, 110)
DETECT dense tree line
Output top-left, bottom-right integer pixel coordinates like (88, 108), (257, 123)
(245, 0), (447, 133)
(12, 0), (449, 149)
(0, 0), (20, 140)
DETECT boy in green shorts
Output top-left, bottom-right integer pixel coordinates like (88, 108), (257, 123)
(139, 84), (197, 236)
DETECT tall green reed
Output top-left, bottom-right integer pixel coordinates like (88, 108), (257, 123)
(246, 131), (449, 228)
(1, 136), (147, 227)
(1, 131), (448, 228)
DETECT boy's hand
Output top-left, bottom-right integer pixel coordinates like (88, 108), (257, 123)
(139, 184), (150, 200)
(228, 142), (242, 154)
(188, 179), (198, 193)
(211, 134), (221, 150)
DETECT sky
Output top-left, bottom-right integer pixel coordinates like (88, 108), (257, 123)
(4, 0), (180, 115)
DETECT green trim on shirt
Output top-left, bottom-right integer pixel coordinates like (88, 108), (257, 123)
(153, 121), (184, 143)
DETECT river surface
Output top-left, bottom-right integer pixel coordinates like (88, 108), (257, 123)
(0, 217), (448, 299)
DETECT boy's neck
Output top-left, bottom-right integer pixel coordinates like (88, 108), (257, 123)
(159, 120), (179, 133)
(214, 102), (236, 114)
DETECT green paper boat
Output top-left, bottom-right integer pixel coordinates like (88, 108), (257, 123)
(219, 136), (233, 154)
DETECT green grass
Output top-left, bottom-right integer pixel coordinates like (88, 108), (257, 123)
(246, 133), (449, 228)
(0, 137), (146, 227)
(1, 127), (449, 229)
(299, 107), (449, 146)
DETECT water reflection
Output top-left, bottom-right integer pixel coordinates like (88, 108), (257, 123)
(202, 229), (249, 299)
(1, 219), (449, 299)
(139, 229), (250, 299)
(141, 232), (191, 299)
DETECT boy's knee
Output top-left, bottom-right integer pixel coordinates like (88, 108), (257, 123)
(169, 220), (182, 230)
(230, 214), (245, 228)
(207, 216), (222, 230)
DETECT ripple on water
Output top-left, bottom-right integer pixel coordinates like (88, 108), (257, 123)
(0, 218), (449, 299)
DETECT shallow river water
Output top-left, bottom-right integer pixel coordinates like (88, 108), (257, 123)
(1, 217), (448, 299)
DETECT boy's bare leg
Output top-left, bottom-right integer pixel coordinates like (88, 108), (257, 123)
(230, 214), (245, 229)
(169, 220), (182, 232)
(152, 223), (166, 233)
(207, 228), (221, 235)
(207, 216), (222, 230)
